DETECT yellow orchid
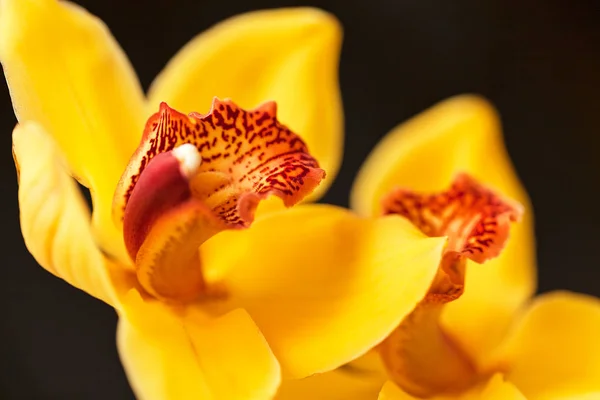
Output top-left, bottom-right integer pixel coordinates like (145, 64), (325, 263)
(277, 95), (600, 400)
(2, 1), (449, 399)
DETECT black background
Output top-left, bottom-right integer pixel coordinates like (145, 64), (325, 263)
(1, 0), (599, 398)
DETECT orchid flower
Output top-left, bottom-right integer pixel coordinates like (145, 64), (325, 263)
(1, 1), (447, 399)
(277, 95), (600, 400)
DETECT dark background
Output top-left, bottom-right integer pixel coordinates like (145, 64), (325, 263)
(1, 0), (599, 398)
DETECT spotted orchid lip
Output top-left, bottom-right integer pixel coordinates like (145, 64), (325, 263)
(114, 98), (325, 302)
(377, 173), (524, 397)
(382, 172), (523, 303)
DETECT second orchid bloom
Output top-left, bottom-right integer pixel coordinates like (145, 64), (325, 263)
(280, 96), (600, 400)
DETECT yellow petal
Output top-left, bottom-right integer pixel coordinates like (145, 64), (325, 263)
(498, 291), (600, 400)
(0, 0), (146, 261)
(553, 394), (600, 400)
(378, 381), (421, 400)
(275, 352), (387, 400)
(117, 289), (280, 400)
(477, 375), (527, 400)
(200, 204), (446, 378)
(148, 8), (343, 201)
(275, 369), (385, 400)
(351, 95), (536, 367)
(378, 374), (526, 400)
(12, 121), (117, 306)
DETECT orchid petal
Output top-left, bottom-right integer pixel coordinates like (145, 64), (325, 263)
(0, 0), (145, 260)
(275, 352), (387, 400)
(200, 204), (446, 378)
(12, 121), (117, 306)
(117, 289), (280, 400)
(499, 292), (600, 400)
(148, 8), (343, 203)
(275, 369), (384, 400)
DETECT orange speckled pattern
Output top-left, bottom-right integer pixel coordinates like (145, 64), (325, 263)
(381, 173), (522, 264)
(113, 98), (325, 228)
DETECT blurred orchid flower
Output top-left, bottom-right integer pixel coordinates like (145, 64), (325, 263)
(1, 1), (448, 399)
(277, 95), (600, 400)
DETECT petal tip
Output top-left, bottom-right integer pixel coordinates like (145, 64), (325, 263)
(255, 100), (277, 117)
(440, 93), (500, 123)
(289, 7), (343, 39)
(350, 94), (504, 217)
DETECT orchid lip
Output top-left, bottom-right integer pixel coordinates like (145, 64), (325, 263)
(378, 173), (524, 397)
(381, 172), (523, 303)
(116, 99), (325, 302)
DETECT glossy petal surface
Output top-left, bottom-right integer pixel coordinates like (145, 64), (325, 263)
(351, 95), (536, 367)
(200, 204), (446, 378)
(0, 0), (145, 260)
(148, 8), (343, 201)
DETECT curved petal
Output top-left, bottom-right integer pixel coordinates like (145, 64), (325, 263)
(350, 95), (536, 368)
(148, 8), (343, 202)
(200, 204), (446, 378)
(117, 289), (280, 400)
(12, 121), (118, 306)
(0, 0), (146, 260)
(498, 291), (600, 400)
(378, 374), (526, 400)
